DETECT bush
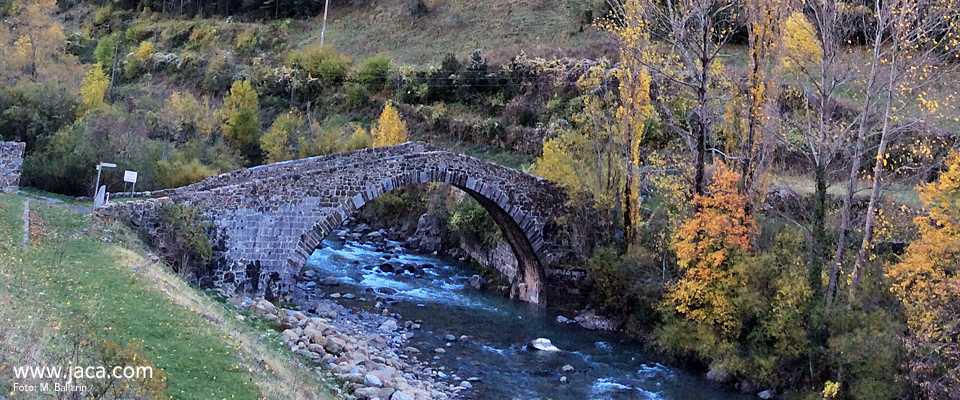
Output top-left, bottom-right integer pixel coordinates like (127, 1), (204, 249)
(345, 83), (370, 109)
(286, 45), (351, 86)
(157, 158), (217, 188)
(93, 5), (113, 26)
(358, 54), (392, 91)
(93, 34), (120, 73)
(339, 125), (372, 152)
(449, 197), (500, 247)
(159, 203), (214, 281)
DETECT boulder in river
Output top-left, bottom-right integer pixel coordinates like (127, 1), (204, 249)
(321, 277), (340, 286)
(758, 389), (776, 399)
(529, 338), (561, 352)
(467, 274), (486, 290)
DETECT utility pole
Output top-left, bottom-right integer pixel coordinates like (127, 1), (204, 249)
(320, 0), (330, 46)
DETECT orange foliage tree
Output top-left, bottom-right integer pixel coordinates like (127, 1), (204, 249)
(888, 150), (960, 398)
(664, 160), (758, 333)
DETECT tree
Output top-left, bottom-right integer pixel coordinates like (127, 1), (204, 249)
(372, 101), (408, 147)
(775, 5), (852, 302)
(607, 0), (741, 196)
(261, 109), (304, 163)
(848, 0), (960, 298)
(735, 0), (787, 196)
(220, 80), (261, 163)
(3, 0), (80, 85)
(160, 91), (215, 146)
(340, 125), (373, 152)
(888, 150), (960, 398)
(79, 63), (109, 114)
(667, 161), (758, 332)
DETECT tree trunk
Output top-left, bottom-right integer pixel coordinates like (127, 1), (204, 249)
(810, 162), (828, 298)
(827, 20), (884, 304)
(850, 47), (898, 299)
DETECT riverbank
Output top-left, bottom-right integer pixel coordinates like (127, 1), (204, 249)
(0, 192), (338, 400)
(290, 227), (754, 400)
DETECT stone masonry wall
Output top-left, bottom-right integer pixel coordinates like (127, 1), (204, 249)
(0, 142), (26, 194)
(99, 142), (571, 305)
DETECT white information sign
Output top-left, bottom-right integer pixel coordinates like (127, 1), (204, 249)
(123, 170), (138, 183)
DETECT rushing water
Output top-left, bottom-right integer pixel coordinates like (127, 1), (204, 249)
(303, 238), (752, 400)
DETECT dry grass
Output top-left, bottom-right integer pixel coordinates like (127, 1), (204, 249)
(110, 243), (342, 400)
(290, 0), (615, 66)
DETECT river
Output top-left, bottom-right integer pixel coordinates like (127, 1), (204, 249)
(300, 237), (752, 400)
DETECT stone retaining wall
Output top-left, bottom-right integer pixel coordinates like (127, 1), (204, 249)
(0, 142), (25, 194)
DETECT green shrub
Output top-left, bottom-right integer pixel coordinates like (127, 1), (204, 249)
(159, 203), (214, 281)
(345, 83), (370, 109)
(93, 34), (119, 69)
(286, 45), (351, 86)
(125, 24), (153, 42)
(93, 5), (113, 26)
(449, 197), (500, 247)
(358, 54), (392, 91)
(157, 158), (217, 188)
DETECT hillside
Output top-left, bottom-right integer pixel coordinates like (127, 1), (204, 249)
(0, 193), (338, 399)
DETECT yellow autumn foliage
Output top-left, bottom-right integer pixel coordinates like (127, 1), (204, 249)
(261, 109), (304, 163)
(135, 41), (153, 60)
(79, 63), (109, 113)
(780, 12), (822, 70)
(372, 101), (408, 147)
(887, 150), (960, 396)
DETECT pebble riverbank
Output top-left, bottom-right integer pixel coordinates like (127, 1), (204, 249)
(234, 295), (474, 400)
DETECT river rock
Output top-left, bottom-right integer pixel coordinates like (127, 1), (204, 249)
(379, 319), (398, 332)
(556, 315), (570, 324)
(561, 364), (574, 373)
(560, 376), (568, 383)
(354, 387), (380, 400)
(326, 336), (348, 355)
(444, 334), (456, 342)
(390, 391), (414, 400)
(433, 348), (446, 354)
(467, 275), (485, 290)
(706, 366), (732, 383)
(281, 329), (299, 344)
(329, 293), (341, 298)
(459, 381), (472, 389)
(379, 263), (395, 273)
(377, 287), (397, 295)
(322, 277), (340, 286)
(344, 293), (356, 299)
(758, 389), (776, 399)
(529, 338), (560, 352)
(364, 374), (383, 387)
(251, 299), (279, 316)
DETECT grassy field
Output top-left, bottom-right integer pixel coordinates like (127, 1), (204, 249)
(0, 193), (338, 400)
(292, 0), (614, 66)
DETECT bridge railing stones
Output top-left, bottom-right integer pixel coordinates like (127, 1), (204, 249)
(99, 142), (572, 305)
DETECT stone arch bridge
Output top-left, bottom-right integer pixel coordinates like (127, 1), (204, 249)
(99, 142), (571, 305)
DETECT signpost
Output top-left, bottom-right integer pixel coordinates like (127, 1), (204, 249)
(92, 162), (117, 211)
(123, 170), (138, 197)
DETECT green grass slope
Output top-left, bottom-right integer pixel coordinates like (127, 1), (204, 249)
(0, 193), (336, 400)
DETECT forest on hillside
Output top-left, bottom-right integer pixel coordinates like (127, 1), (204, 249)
(2, 0), (960, 398)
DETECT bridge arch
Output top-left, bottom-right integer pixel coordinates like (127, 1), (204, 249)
(99, 142), (567, 306)
(298, 168), (547, 304)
